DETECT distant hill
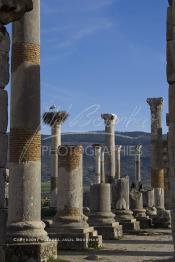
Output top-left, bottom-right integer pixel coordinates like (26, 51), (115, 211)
(41, 131), (155, 188)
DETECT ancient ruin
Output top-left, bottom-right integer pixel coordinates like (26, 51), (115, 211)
(0, 0), (174, 261)
(48, 145), (102, 250)
(147, 97), (171, 227)
(115, 145), (122, 180)
(114, 177), (140, 232)
(43, 109), (68, 208)
(167, 0), (175, 251)
(101, 113), (117, 183)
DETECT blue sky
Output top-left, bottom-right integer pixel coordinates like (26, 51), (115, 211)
(27, 0), (170, 133)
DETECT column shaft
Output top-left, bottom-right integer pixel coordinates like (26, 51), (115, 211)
(8, 0), (47, 241)
(50, 123), (61, 207)
(93, 145), (102, 184)
(135, 145), (142, 185)
(115, 145), (122, 180)
(101, 114), (117, 182)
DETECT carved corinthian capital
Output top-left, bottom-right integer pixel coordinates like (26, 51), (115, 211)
(0, 0), (33, 25)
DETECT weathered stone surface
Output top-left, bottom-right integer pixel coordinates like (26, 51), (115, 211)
(48, 145), (103, 250)
(167, 40), (175, 84)
(115, 145), (122, 180)
(0, 89), (8, 132)
(0, 0), (33, 25)
(134, 145), (142, 186)
(4, 242), (58, 262)
(113, 177), (140, 233)
(0, 26), (10, 89)
(0, 209), (7, 262)
(93, 144), (102, 184)
(0, 208), (7, 244)
(89, 183), (123, 240)
(101, 113), (117, 182)
(143, 189), (157, 217)
(0, 168), (9, 208)
(0, 133), (7, 167)
(114, 177), (130, 210)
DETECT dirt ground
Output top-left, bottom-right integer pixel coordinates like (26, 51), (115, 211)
(58, 229), (174, 262)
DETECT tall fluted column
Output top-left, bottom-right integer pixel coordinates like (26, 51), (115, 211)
(167, 0), (175, 251)
(135, 145), (142, 186)
(101, 113), (117, 182)
(115, 145), (122, 180)
(93, 144), (102, 184)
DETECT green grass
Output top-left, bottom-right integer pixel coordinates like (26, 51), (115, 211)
(42, 182), (90, 193)
(41, 182), (50, 193)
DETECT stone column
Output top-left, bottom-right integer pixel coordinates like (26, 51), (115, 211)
(135, 145), (142, 186)
(162, 138), (170, 209)
(166, 0), (175, 244)
(147, 97), (170, 227)
(146, 98), (164, 190)
(88, 183), (123, 240)
(0, 24), (9, 262)
(113, 176), (140, 233)
(130, 189), (152, 228)
(101, 113), (117, 182)
(143, 189), (157, 217)
(101, 148), (105, 183)
(5, 1), (57, 261)
(115, 145), (122, 180)
(43, 110), (68, 208)
(51, 123), (60, 207)
(93, 144), (102, 184)
(48, 145), (102, 250)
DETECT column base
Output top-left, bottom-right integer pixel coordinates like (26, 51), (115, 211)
(93, 222), (123, 240)
(0, 209), (7, 244)
(48, 226), (102, 250)
(6, 221), (49, 243)
(133, 209), (152, 229)
(115, 209), (140, 233)
(0, 209), (7, 262)
(146, 207), (157, 217)
(4, 242), (57, 262)
(88, 212), (123, 240)
(152, 209), (171, 228)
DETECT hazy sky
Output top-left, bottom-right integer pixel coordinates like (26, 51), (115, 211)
(12, 0), (170, 134)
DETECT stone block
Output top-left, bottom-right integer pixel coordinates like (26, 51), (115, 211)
(0, 89), (8, 133)
(0, 208), (7, 244)
(4, 241), (57, 262)
(48, 226), (102, 251)
(0, 27), (10, 88)
(94, 223), (123, 240)
(167, 40), (175, 84)
(0, 133), (8, 167)
(0, 169), (8, 208)
(121, 220), (140, 233)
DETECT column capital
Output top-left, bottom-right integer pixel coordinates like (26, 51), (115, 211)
(135, 145), (142, 154)
(0, 0), (33, 25)
(101, 113), (118, 125)
(93, 144), (102, 149)
(146, 97), (163, 109)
